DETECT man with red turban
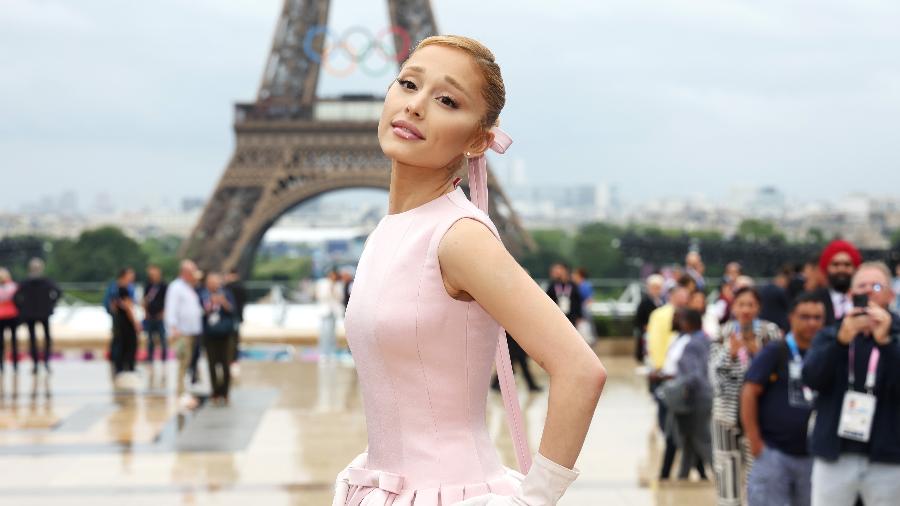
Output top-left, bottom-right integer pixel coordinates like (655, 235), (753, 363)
(813, 240), (863, 326)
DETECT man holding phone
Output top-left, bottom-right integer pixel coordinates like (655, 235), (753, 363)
(802, 262), (900, 505)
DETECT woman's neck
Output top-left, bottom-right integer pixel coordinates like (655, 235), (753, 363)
(388, 159), (456, 215)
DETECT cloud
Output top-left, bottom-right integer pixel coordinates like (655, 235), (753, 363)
(1, 0), (899, 211)
(0, 0), (93, 31)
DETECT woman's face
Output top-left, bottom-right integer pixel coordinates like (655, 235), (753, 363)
(732, 293), (759, 325)
(378, 44), (489, 170)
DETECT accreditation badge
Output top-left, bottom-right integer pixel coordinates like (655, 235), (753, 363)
(837, 391), (877, 442)
(557, 295), (571, 315)
(788, 361), (814, 409)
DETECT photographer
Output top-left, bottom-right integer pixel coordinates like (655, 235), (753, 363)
(802, 262), (900, 505)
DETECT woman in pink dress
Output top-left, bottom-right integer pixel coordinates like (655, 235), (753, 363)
(333, 35), (607, 506)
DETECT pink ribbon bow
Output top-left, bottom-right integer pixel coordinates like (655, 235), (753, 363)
(461, 126), (532, 473)
(347, 467), (405, 495)
(466, 126), (512, 213)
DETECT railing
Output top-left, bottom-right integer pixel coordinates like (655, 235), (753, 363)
(54, 278), (645, 325)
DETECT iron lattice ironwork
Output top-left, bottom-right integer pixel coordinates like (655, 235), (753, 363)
(181, 0), (534, 276)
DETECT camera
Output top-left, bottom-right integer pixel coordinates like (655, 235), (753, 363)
(852, 293), (869, 311)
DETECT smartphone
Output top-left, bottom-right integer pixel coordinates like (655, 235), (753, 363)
(852, 293), (869, 308)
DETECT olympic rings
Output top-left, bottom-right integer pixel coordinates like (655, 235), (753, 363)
(321, 40), (358, 79)
(300, 24), (413, 78)
(375, 26), (411, 63)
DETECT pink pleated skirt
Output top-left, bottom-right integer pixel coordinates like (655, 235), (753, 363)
(333, 453), (524, 506)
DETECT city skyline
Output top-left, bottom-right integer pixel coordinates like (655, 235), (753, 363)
(2, 0), (899, 212)
(7, 182), (900, 250)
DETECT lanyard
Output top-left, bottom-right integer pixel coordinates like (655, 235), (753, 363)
(848, 339), (881, 393)
(554, 283), (571, 298)
(786, 333), (803, 363)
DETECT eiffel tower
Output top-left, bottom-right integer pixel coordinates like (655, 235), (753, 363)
(181, 0), (535, 276)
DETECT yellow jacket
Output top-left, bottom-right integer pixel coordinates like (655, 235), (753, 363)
(646, 303), (677, 370)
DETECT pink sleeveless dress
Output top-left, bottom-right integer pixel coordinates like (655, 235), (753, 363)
(335, 187), (524, 506)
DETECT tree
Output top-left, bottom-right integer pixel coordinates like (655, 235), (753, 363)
(806, 227), (827, 245)
(0, 235), (49, 280)
(47, 226), (147, 283)
(735, 219), (785, 243)
(251, 256), (312, 282)
(141, 235), (182, 279)
(890, 228), (900, 249)
(573, 223), (627, 278)
(518, 229), (574, 277)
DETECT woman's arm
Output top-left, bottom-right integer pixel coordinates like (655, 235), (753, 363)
(439, 219), (606, 469)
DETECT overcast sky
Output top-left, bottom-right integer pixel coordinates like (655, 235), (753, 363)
(2, 0), (899, 212)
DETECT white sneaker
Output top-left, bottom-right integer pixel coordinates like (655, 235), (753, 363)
(114, 372), (141, 391)
(178, 393), (198, 410)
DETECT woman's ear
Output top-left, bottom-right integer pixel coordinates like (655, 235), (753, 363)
(465, 128), (495, 157)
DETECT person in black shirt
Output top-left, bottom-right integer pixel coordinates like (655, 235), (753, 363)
(112, 286), (139, 374)
(13, 258), (61, 375)
(546, 263), (583, 325)
(634, 274), (664, 363)
(142, 265), (168, 363)
(743, 292), (825, 506)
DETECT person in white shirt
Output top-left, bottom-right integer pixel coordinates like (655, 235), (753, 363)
(315, 270), (344, 362)
(164, 260), (203, 398)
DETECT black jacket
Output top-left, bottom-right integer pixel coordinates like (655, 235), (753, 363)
(225, 281), (247, 322)
(802, 313), (900, 463)
(634, 293), (660, 332)
(759, 283), (790, 332)
(14, 277), (61, 320)
(143, 281), (168, 320)
(546, 281), (583, 322)
(811, 287), (838, 327)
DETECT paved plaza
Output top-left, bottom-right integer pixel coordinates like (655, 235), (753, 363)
(0, 354), (713, 505)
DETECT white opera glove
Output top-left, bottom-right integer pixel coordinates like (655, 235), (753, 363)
(454, 453), (580, 506)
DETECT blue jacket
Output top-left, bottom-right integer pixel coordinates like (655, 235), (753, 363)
(103, 281), (134, 316)
(678, 330), (712, 404)
(802, 313), (900, 463)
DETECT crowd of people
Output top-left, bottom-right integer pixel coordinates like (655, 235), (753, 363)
(0, 258), (61, 375)
(635, 240), (900, 506)
(3, 236), (899, 504)
(117, 260), (247, 407)
(0, 257), (248, 407)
